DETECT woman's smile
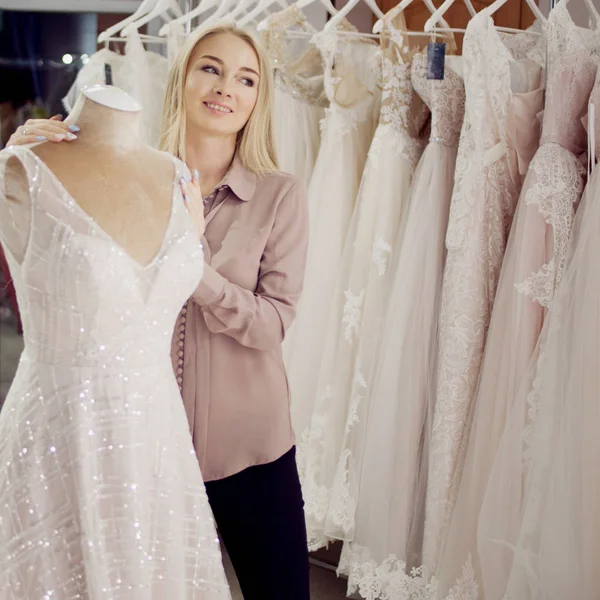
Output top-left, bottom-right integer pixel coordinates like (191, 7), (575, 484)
(203, 101), (233, 115)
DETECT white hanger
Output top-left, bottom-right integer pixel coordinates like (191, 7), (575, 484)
(120, 0), (183, 37)
(295, 0), (338, 16)
(230, 0), (261, 22)
(203, 0), (249, 26)
(98, 0), (159, 43)
(238, 0), (289, 27)
(324, 0), (385, 32)
(373, 0), (454, 34)
(424, 0), (545, 34)
(158, 0), (220, 35)
(103, 33), (168, 45)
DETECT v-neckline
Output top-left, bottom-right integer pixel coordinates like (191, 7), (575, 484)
(24, 147), (178, 271)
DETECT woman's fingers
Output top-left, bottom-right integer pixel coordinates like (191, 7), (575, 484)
(7, 118), (80, 146)
(180, 174), (206, 235)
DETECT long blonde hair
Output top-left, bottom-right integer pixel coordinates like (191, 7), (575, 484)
(159, 23), (279, 174)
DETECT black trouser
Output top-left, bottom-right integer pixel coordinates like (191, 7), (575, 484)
(205, 447), (311, 600)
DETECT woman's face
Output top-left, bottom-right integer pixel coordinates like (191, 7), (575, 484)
(184, 33), (260, 140)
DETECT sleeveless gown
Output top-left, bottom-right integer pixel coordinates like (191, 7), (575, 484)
(261, 5), (327, 187)
(337, 51), (466, 600)
(0, 146), (230, 599)
(297, 15), (429, 554)
(284, 23), (381, 456)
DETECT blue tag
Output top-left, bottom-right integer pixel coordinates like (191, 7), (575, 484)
(105, 63), (113, 86)
(427, 42), (446, 80)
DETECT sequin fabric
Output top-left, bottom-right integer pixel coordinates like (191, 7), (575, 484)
(0, 146), (231, 599)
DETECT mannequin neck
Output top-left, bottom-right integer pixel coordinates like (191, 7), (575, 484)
(65, 94), (142, 151)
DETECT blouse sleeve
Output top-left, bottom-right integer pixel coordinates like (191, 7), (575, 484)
(0, 149), (31, 265)
(191, 178), (309, 352)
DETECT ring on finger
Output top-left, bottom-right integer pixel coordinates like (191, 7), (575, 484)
(22, 126), (29, 136)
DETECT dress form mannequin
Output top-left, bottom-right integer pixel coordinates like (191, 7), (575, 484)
(31, 85), (178, 267)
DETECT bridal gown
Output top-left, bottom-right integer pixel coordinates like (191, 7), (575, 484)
(475, 25), (600, 600)
(261, 5), (327, 186)
(435, 6), (598, 599)
(423, 11), (545, 572)
(285, 24), (381, 455)
(298, 14), (429, 554)
(336, 52), (465, 600)
(494, 62), (600, 600)
(0, 146), (230, 599)
(63, 31), (168, 148)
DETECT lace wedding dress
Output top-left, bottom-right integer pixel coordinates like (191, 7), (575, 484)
(284, 24), (381, 452)
(434, 6), (598, 599)
(423, 10), (545, 573)
(472, 22), (600, 600)
(0, 146), (230, 599)
(492, 62), (600, 600)
(261, 5), (327, 186)
(63, 31), (169, 148)
(297, 14), (429, 554)
(335, 51), (465, 600)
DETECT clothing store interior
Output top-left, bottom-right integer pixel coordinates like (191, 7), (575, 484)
(1, 0), (599, 598)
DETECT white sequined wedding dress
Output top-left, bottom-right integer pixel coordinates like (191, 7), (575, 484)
(0, 146), (230, 599)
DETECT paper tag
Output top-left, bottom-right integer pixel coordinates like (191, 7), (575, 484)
(104, 63), (113, 86)
(427, 42), (446, 80)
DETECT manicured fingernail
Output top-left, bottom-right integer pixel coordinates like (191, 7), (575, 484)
(183, 194), (189, 204)
(68, 124), (80, 132)
(193, 169), (199, 180)
(36, 136), (47, 141)
(65, 133), (78, 141)
(55, 134), (66, 141)
(183, 173), (190, 183)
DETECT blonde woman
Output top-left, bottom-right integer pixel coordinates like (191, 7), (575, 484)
(10, 24), (310, 600)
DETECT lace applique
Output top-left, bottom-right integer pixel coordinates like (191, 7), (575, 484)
(342, 289), (365, 343)
(499, 20), (546, 66)
(515, 145), (586, 307)
(346, 370), (367, 434)
(296, 407), (330, 536)
(324, 370), (367, 537)
(328, 448), (356, 532)
(539, 3), (598, 151)
(411, 54), (466, 148)
(339, 543), (436, 600)
(314, 32), (380, 138)
(377, 28), (429, 165)
(444, 556), (479, 600)
(262, 5), (328, 107)
(371, 235), (392, 276)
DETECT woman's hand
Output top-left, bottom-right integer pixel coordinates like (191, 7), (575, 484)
(180, 169), (206, 236)
(6, 115), (79, 147)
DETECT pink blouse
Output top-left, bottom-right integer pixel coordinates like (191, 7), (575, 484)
(172, 156), (309, 481)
